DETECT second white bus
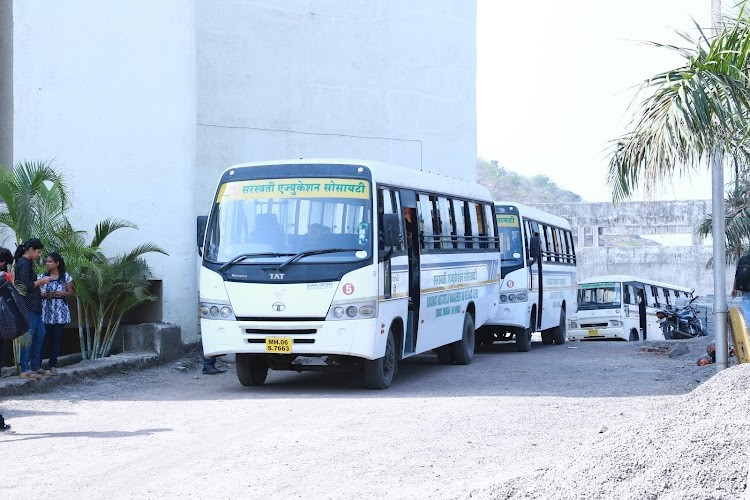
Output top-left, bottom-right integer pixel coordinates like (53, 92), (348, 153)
(478, 202), (577, 351)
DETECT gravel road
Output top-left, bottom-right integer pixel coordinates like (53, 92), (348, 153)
(1, 335), (744, 499)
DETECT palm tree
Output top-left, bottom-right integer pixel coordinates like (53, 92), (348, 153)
(696, 177), (750, 263)
(607, 13), (750, 370)
(0, 160), (69, 246)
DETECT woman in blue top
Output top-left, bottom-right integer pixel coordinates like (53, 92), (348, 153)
(39, 252), (73, 376)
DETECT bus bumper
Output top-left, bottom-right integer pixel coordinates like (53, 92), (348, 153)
(484, 301), (530, 330)
(200, 317), (380, 360)
(568, 327), (627, 341)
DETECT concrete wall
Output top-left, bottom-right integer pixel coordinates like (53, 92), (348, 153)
(7, 1), (477, 343)
(196, 0), (477, 210)
(10, 1), (198, 340)
(532, 200), (734, 297)
(0, 0), (12, 168)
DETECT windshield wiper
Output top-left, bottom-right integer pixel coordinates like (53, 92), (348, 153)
(219, 253), (294, 272)
(277, 248), (361, 271)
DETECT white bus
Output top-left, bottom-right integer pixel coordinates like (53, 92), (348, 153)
(197, 159), (500, 389)
(478, 202), (577, 351)
(568, 275), (693, 341)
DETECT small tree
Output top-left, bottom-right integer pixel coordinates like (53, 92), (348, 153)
(75, 240), (166, 359)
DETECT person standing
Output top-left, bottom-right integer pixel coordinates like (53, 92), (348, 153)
(0, 247), (13, 370)
(14, 239), (52, 379)
(0, 247), (13, 430)
(202, 355), (226, 375)
(731, 251), (750, 320)
(39, 252), (73, 376)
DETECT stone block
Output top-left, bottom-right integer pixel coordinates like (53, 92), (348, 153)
(120, 323), (183, 362)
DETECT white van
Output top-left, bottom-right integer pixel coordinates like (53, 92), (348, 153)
(568, 275), (693, 341)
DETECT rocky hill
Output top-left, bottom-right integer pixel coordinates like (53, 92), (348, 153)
(477, 157), (583, 203)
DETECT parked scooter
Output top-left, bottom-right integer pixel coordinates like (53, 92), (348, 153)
(656, 295), (705, 339)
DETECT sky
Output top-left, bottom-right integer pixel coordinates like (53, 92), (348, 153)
(476, 0), (716, 202)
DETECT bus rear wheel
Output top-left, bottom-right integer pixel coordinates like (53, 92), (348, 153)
(516, 328), (532, 352)
(236, 354), (268, 386)
(451, 313), (475, 365)
(364, 328), (397, 389)
(553, 308), (567, 345)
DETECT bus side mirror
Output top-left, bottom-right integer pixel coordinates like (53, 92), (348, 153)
(197, 215), (208, 256)
(382, 213), (401, 249)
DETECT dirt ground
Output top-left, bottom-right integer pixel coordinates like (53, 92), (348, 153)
(1, 335), (746, 499)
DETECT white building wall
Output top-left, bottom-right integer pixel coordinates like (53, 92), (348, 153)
(6, 0), (476, 344)
(10, 1), (198, 340)
(196, 0), (477, 210)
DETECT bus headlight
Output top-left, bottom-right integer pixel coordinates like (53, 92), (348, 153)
(200, 302), (236, 321)
(610, 320), (622, 327)
(569, 321), (578, 329)
(500, 293), (527, 303)
(327, 301), (378, 320)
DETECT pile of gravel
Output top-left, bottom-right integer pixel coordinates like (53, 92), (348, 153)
(470, 363), (750, 500)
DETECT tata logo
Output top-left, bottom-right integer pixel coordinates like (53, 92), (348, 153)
(272, 302), (286, 312)
(269, 273), (285, 280)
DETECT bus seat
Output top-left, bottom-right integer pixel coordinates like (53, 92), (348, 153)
(250, 213), (284, 247)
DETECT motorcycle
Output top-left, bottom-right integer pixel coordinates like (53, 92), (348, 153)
(656, 295), (706, 339)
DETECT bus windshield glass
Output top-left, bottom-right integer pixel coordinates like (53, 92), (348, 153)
(577, 282), (622, 310)
(204, 177), (372, 265)
(496, 212), (523, 267)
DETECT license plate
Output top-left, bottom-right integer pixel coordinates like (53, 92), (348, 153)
(265, 337), (292, 353)
(587, 329), (599, 337)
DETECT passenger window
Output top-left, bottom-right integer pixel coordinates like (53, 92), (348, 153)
(483, 204), (498, 249)
(437, 197), (454, 249)
(452, 199), (467, 249)
(417, 194), (436, 250)
(467, 202), (480, 249)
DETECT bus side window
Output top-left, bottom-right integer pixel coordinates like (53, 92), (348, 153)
(416, 193), (436, 250)
(483, 204), (498, 249)
(437, 196), (454, 249)
(623, 285), (632, 305)
(452, 199), (466, 249)
(467, 202), (480, 249)
(377, 187), (403, 253)
(663, 288), (671, 307)
(649, 286), (660, 307)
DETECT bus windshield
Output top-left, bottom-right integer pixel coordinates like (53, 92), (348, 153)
(496, 212), (524, 267)
(204, 177), (372, 265)
(577, 282), (622, 310)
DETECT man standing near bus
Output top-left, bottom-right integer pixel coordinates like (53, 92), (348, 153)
(731, 251), (750, 320)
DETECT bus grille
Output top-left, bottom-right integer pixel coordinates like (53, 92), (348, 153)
(245, 329), (317, 335)
(581, 322), (609, 328)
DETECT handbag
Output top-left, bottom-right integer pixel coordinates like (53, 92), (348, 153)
(0, 277), (29, 340)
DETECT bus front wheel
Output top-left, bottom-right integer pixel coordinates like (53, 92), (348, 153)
(236, 354), (269, 386)
(451, 313), (475, 365)
(364, 329), (397, 389)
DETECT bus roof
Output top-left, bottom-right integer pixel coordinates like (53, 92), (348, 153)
(494, 201), (571, 229)
(578, 275), (693, 292)
(222, 158), (493, 202)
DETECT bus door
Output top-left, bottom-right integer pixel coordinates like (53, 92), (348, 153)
(400, 189), (420, 353)
(526, 220), (542, 330)
(625, 281), (647, 340)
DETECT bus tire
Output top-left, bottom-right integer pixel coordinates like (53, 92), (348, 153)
(516, 328), (532, 352)
(364, 328), (397, 389)
(629, 329), (639, 341)
(436, 345), (455, 365)
(541, 330), (553, 345)
(729, 307), (750, 364)
(553, 309), (567, 345)
(236, 354), (268, 386)
(452, 313), (475, 365)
